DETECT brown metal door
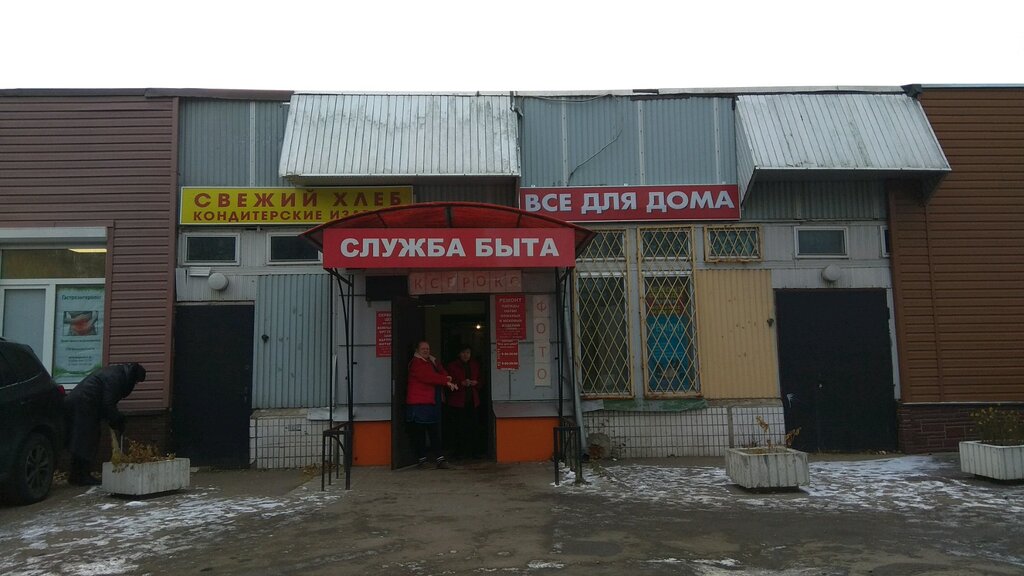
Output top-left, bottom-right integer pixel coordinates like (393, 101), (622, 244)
(390, 298), (425, 469)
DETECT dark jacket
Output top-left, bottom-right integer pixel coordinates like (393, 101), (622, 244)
(65, 363), (144, 460)
(445, 358), (482, 408)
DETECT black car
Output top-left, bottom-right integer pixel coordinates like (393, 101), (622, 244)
(0, 338), (65, 504)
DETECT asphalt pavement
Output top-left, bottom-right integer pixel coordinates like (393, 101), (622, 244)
(1, 453), (1022, 575)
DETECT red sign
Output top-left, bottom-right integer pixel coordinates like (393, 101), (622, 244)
(496, 340), (520, 370)
(323, 228), (577, 269)
(496, 294), (526, 341)
(376, 311), (392, 358)
(408, 270), (522, 295)
(519, 185), (740, 222)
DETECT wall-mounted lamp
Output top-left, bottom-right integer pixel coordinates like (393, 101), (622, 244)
(821, 264), (843, 283)
(208, 272), (229, 291)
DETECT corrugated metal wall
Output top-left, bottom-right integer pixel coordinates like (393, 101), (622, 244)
(279, 94), (519, 178)
(0, 94), (177, 411)
(179, 99), (290, 187)
(734, 94), (949, 199)
(252, 274), (331, 408)
(742, 181), (887, 220)
(694, 269), (779, 399)
(519, 95), (736, 188)
(892, 88), (1024, 402)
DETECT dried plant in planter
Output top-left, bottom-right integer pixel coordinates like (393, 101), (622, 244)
(971, 408), (1024, 447)
(110, 432), (176, 472)
(743, 416), (801, 454)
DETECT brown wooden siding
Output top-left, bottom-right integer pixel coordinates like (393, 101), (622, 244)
(0, 95), (176, 412)
(890, 88), (1024, 403)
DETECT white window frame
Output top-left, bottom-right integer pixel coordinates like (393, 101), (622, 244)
(880, 226), (891, 258)
(182, 232), (240, 265)
(266, 232), (322, 265)
(0, 279), (105, 381)
(794, 226), (849, 259)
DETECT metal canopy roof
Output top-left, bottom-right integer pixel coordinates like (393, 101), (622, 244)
(735, 93), (951, 201)
(279, 94), (520, 181)
(302, 202), (595, 266)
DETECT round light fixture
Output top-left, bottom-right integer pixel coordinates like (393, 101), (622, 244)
(208, 272), (230, 291)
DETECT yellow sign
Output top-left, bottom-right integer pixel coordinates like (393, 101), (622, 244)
(180, 187), (413, 225)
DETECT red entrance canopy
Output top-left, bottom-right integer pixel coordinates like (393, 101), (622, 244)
(302, 202), (595, 269)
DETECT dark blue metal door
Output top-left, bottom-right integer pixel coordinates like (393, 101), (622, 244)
(776, 290), (897, 452)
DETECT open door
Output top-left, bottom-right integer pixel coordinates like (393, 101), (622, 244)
(391, 297), (425, 469)
(440, 308), (492, 459)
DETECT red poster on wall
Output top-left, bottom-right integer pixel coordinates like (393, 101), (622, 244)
(376, 311), (392, 358)
(495, 294), (526, 341)
(496, 340), (520, 370)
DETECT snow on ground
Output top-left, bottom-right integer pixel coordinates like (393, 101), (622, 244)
(558, 455), (1024, 525)
(0, 485), (338, 576)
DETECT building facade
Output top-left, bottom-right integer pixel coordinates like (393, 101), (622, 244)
(9, 85), (1017, 470)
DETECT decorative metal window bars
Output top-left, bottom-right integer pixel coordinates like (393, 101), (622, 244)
(704, 225), (762, 262)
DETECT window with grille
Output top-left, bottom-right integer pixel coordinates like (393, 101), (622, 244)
(640, 228), (691, 260)
(641, 274), (699, 395)
(575, 226), (701, 399)
(575, 273), (632, 397)
(579, 230), (625, 260)
(705, 226), (762, 262)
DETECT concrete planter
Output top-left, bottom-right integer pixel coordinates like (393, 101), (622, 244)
(959, 441), (1024, 481)
(102, 458), (191, 496)
(725, 447), (809, 490)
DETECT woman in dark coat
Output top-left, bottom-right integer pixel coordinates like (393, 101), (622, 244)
(65, 363), (146, 485)
(446, 346), (485, 460)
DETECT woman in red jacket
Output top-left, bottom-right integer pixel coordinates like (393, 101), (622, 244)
(406, 340), (457, 468)
(446, 345), (485, 460)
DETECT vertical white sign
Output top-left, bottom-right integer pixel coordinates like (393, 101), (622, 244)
(531, 295), (552, 387)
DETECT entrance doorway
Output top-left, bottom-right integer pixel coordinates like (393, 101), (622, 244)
(775, 290), (896, 452)
(173, 304), (254, 468)
(390, 296), (490, 469)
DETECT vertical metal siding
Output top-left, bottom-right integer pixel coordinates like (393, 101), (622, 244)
(254, 101), (290, 186)
(735, 109), (757, 200)
(694, 269), (779, 399)
(643, 97), (736, 185)
(520, 96), (738, 188)
(178, 100), (250, 186)
(742, 181), (886, 220)
(518, 97), (566, 187)
(565, 97), (641, 185)
(252, 274), (330, 408)
(280, 94), (519, 177)
(179, 99), (289, 187)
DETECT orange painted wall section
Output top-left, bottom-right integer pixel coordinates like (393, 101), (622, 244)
(496, 417), (559, 462)
(353, 421), (391, 466)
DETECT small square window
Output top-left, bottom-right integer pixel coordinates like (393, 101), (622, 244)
(796, 228), (847, 257)
(184, 235), (238, 264)
(269, 235), (321, 263)
(881, 226), (891, 257)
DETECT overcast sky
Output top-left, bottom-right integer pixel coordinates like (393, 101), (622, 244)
(3, 0), (1021, 92)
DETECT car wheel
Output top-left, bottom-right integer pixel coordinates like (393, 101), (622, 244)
(8, 432), (55, 504)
